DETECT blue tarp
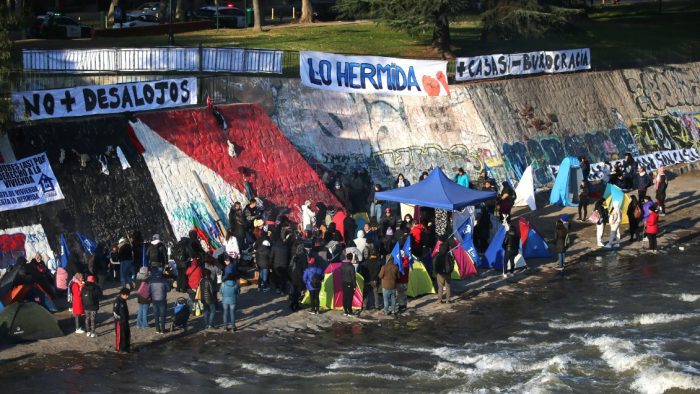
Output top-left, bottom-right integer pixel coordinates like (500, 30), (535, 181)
(549, 157), (581, 207)
(375, 167), (496, 211)
(481, 225), (506, 269)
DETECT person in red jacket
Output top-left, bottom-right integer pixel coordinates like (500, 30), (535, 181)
(70, 273), (85, 334)
(186, 259), (203, 304)
(645, 205), (659, 252)
(396, 256), (410, 312)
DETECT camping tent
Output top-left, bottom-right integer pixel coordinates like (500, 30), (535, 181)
(451, 245), (479, 280)
(519, 218), (552, 259)
(481, 225), (506, 269)
(407, 261), (436, 297)
(374, 167), (496, 210)
(603, 183), (632, 225)
(301, 262), (364, 310)
(549, 157), (583, 207)
(514, 165), (537, 210)
(0, 302), (63, 342)
(332, 210), (347, 241)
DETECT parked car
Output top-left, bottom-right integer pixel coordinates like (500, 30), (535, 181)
(194, 6), (245, 28)
(113, 14), (161, 28)
(126, 2), (161, 19)
(31, 13), (93, 39)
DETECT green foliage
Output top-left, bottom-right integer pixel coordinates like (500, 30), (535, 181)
(481, 0), (580, 40)
(368, 0), (465, 36)
(333, 0), (372, 20)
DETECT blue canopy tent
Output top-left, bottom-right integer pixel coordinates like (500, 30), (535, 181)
(374, 167), (497, 210)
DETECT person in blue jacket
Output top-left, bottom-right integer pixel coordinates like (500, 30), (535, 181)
(303, 258), (324, 315)
(453, 167), (470, 189)
(219, 274), (240, 332)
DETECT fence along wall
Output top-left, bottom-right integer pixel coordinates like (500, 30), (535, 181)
(22, 48), (284, 74)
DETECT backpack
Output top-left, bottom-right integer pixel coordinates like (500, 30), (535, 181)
(311, 271), (323, 289)
(148, 244), (166, 267)
(137, 280), (151, 301)
(172, 237), (191, 267)
(633, 205), (642, 219)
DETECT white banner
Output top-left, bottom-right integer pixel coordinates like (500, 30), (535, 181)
(455, 48), (591, 81)
(12, 77), (198, 121)
(0, 153), (64, 212)
(300, 51), (449, 96)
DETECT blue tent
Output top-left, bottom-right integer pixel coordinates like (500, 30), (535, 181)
(375, 167), (496, 211)
(549, 157), (582, 207)
(481, 225), (506, 269)
(519, 218), (552, 259)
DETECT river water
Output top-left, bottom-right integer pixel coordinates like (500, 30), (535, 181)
(2, 245), (700, 393)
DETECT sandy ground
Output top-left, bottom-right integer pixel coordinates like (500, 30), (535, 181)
(1, 166), (699, 362)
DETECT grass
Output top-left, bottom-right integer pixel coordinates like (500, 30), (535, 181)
(12, 0), (700, 70)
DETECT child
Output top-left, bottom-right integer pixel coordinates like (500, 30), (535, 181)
(646, 205), (659, 252)
(113, 288), (131, 352)
(70, 273), (85, 334)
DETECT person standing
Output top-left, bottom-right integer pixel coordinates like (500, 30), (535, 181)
(453, 167), (470, 189)
(635, 167), (652, 201)
(303, 258), (324, 314)
(301, 200), (316, 232)
(498, 181), (516, 221)
(288, 244), (307, 312)
(70, 273), (86, 334)
(394, 173), (410, 188)
(654, 167), (668, 215)
(113, 288), (131, 353)
(117, 238), (134, 289)
(554, 219), (569, 269)
(199, 268), (217, 329)
(578, 180), (589, 222)
(622, 153), (637, 190)
(81, 275), (101, 338)
(134, 267), (151, 329)
(627, 195), (642, 242)
(646, 205), (659, 252)
(396, 255), (410, 311)
(369, 184), (384, 224)
(147, 234), (168, 273)
(594, 199), (608, 247)
(340, 254), (357, 316)
(220, 274), (240, 332)
(269, 235), (290, 295)
(434, 242), (453, 303)
(360, 249), (382, 311)
(379, 256), (399, 316)
(255, 233), (272, 292)
(579, 156), (591, 182)
(149, 270), (170, 334)
(606, 201), (622, 248)
(503, 223), (520, 275)
(185, 258), (202, 304)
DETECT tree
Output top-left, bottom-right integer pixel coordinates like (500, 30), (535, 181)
(367, 0), (465, 58)
(300, 0), (313, 23)
(252, 0), (262, 31)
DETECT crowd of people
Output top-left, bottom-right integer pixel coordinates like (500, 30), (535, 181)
(0, 157), (670, 353)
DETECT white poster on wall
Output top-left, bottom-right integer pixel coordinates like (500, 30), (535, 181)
(11, 77), (198, 121)
(455, 48), (591, 81)
(300, 51), (449, 96)
(0, 153), (64, 212)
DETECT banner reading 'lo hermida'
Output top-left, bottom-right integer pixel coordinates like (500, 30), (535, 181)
(0, 153), (64, 212)
(12, 77), (197, 121)
(300, 51), (449, 96)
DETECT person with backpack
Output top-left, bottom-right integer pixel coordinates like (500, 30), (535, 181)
(434, 241), (453, 303)
(303, 257), (324, 314)
(340, 253), (357, 316)
(199, 268), (217, 329)
(81, 275), (101, 338)
(147, 234), (168, 272)
(149, 270), (170, 334)
(70, 273), (86, 334)
(360, 246), (382, 311)
(288, 244), (307, 312)
(554, 219), (569, 269)
(134, 267), (151, 329)
(173, 237), (193, 293)
(593, 199), (608, 247)
(113, 288), (131, 353)
(379, 255), (399, 317)
(117, 237), (134, 289)
(627, 195), (642, 242)
(219, 274), (240, 332)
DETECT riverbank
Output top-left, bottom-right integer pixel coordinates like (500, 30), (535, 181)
(1, 169), (699, 363)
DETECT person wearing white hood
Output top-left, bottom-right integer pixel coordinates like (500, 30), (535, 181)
(353, 230), (367, 257)
(301, 200), (315, 232)
(606, 201), (622, 248)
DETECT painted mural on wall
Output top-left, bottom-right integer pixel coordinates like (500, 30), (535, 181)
(0, 224), (53, 268)
(622, 64), (700, 117)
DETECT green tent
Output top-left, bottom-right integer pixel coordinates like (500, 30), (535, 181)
(407, 261), (436, 297)
(0, 302), (63, 342)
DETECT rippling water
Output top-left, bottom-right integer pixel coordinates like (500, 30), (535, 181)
(2, 245), (700, 393)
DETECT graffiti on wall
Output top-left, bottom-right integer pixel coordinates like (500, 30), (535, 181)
(0, 224), (53, 268)
(623, 66), (700, 116)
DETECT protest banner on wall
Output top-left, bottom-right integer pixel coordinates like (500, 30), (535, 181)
(300, 51), (449, 96)
(11, 77), (198, 121)
(455, 48), (591, 82)
(0, 153), (64, 212)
